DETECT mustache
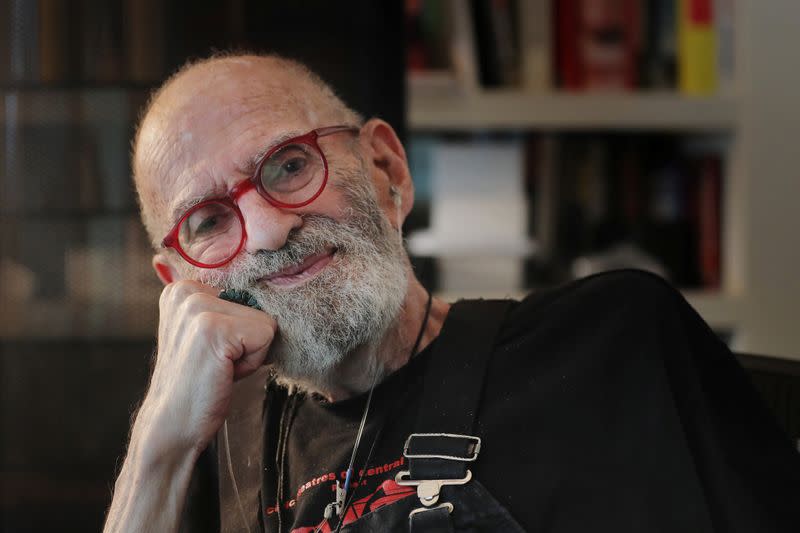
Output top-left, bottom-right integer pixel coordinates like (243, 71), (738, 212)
(246, 215), (337, 283)
(197, 215), (338, 290)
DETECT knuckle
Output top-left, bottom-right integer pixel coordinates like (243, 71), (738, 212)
(160, 280), (190, 310)
(182, 291), (211, 315)
(159, 282), (176, 308)
(172, 279), (199, 300)
(193, 311), (218, 331)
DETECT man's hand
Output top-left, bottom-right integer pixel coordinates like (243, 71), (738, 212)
(143, 280), (275, 456)
(104, 280), (275, 533)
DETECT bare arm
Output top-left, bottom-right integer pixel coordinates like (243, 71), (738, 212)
(103, 422), (199, 533)
(104, 281), (275, 533)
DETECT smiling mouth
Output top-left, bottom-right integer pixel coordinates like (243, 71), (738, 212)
(260, 247), (336, 287)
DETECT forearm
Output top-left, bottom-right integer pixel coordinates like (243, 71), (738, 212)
(104, 281), (275, 532)
(103, 415), (200, 533)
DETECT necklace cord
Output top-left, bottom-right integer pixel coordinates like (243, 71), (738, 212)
(410, 289), (434, 358)
(332, 290), (433, 533)
(275, 391), (299, 533)
(330, 421), (384, 533)
(342, 368), (378, 494)
(223, 420), (252, 533)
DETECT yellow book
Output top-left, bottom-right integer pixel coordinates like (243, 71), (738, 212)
(678, 0), (718, 95)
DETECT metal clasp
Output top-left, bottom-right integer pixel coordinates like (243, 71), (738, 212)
(395, 469), (472, 507)
(403, 433), (482, 462)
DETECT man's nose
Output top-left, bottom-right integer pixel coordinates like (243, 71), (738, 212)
(237, 190), (303, 252)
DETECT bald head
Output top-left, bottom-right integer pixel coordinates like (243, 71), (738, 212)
(132, 53), (363, 248)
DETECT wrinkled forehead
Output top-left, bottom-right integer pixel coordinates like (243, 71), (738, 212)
(136, 61), (329, 223)
(171, 65), (321, 131)
(145, 65), (323, 169)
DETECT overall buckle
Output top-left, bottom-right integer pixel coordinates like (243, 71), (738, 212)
(395, 469), (472, 507)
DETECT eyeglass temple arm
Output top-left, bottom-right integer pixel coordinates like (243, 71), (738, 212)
(315, 125), (360, 138)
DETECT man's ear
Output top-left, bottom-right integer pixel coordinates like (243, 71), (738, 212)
(359, 118), (415, 224)
(152, 253), (180, 285)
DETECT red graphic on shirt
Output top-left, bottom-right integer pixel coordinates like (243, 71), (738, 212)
(290, 479), (416, 533)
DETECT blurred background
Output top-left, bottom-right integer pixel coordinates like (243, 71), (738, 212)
(1, 0), (798, 530)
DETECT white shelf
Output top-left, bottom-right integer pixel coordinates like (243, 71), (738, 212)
(408, 88), (738, 131)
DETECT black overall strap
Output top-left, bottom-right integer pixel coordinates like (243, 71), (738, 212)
(402, 299), (511, 533)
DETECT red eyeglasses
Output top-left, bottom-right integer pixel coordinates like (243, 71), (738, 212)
(161, 125), (359, 268)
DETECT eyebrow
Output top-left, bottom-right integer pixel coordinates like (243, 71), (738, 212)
(238, 130), (301, 176)
(167, 129), (304, 227)
(168, 187), (227, 227)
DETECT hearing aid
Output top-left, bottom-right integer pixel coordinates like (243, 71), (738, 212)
(389, 185), (403, 240)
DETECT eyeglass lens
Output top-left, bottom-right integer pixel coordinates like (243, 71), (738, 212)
(177, 140), (325, 266)
(178, 201), (244, 266)
(259, 142), (325, 203)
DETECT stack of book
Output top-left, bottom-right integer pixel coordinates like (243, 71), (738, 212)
(526, 133), (723, 288)
(407, 0), (733, 95)
(407, 133), (724, 291)
(1, 0), (166, 85)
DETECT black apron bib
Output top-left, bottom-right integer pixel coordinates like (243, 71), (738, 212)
(333, 299), (525, 532)
(200, 299), (525, 533)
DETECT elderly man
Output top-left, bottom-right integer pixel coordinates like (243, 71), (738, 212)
(105, 54), (800, 533)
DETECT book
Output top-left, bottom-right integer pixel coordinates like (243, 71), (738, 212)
(125, 0), (166, 83)
(556, 0), (641, 90)
(526, 134), (559, 261)
(642, 0), (678, 88)
(517, 0), (552, 90)
(579, 0), (641, 89)
(79, 0), (124, 82)
(6, 0), (40, 81)
(450, 0), (481, 90)
(678, 0), (718, 95)
(555, 0), (581, 88)
(38, 0), (71, 82)
(470, 0), (519, 87)
(406, 0), (451, 72)
(695, 153), (722, 287)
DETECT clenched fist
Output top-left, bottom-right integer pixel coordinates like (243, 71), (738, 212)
(136, 280), (276, 462)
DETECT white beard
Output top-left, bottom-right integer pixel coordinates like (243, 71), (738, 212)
(194, 171), (408, 392)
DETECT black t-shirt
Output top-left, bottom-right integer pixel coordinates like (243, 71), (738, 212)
(250, 270), (800, 532)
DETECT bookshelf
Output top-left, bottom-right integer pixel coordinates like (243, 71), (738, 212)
(0, 87), (161, 339)
(405, 0), (800, 361)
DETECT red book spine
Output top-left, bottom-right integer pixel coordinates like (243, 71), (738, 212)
(697, 155), (722, 288)
(579, 0), (641, 90)
(623, 0), (643, 88)
(557, 0), (583, 89)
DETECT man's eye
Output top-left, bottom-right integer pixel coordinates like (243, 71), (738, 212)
(261, 145), (316, 193)
(195, 216), (218, 235)
(183, 204), (234, 243)
(281, 156), (307, 175)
